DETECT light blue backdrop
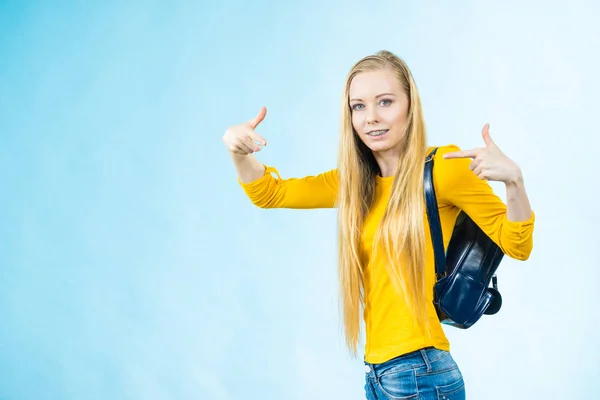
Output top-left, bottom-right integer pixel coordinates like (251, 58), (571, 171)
(1, 1), (598, 399)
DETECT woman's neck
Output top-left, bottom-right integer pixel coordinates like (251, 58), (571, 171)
(373, 148), (400, 177)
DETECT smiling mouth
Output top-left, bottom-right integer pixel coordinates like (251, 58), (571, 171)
(367, 129), (389, 137)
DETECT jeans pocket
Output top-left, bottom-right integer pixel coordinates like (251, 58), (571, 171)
(435, 374), (465, 400)
(377, 368), (419, 400)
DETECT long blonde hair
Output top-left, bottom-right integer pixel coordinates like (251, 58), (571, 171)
(337, 50), (429, 356)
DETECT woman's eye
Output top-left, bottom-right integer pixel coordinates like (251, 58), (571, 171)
(380, 99), (392, 106)
(351, 104), (364, 111)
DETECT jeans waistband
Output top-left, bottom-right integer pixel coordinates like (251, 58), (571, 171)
(364, 346), (447, 379)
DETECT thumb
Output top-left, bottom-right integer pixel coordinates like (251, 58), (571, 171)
(482, 123), (494, 147)
(248, 106), (267, 129)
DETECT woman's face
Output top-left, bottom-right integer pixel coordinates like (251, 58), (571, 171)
(349, 69), (410, 154)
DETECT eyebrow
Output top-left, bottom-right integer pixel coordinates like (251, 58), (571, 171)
(349, 93), (396, 102)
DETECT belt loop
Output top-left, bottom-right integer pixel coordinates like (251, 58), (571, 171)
(419, 349), (432, 372)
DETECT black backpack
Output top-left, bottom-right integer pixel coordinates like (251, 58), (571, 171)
(424, 147), (504, 329)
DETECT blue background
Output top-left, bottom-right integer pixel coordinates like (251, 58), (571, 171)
(1, 1), (598, 398)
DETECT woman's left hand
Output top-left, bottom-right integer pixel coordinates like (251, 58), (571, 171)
(443, 124), (522, 185)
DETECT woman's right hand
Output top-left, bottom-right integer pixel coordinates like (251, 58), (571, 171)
(222, 107), (268, 155)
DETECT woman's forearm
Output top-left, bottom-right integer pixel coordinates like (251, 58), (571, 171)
(230, 152), (266, 183)
(504, 173), (533, 222)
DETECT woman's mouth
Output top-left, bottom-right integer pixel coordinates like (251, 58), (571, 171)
(366, 129), (389, 139)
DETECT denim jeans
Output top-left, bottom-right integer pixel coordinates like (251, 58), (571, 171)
(364, 347), (466, 399)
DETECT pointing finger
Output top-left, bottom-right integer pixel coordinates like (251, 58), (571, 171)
(249, 131), (267, 146)
(244, 135), (264, 151)
(443, 149), (480, 159)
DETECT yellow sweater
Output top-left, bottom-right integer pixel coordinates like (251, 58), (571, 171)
(238, 144), (535, 364)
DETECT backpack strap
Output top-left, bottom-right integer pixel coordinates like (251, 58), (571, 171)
(424, 148), (447, 279)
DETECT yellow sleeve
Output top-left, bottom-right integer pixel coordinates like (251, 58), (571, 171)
(433, 144), (535, 261)
(238, 165), (338, 209)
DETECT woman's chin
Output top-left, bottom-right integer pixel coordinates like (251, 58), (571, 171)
(366, 141), (394, 153)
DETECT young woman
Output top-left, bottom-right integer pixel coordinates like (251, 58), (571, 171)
(222, 50), (535, 400)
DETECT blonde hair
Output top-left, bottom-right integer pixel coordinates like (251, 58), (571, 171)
(337, 50), (430, 356)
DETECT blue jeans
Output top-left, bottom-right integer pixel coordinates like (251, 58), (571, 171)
(364, 347), (466, 399)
